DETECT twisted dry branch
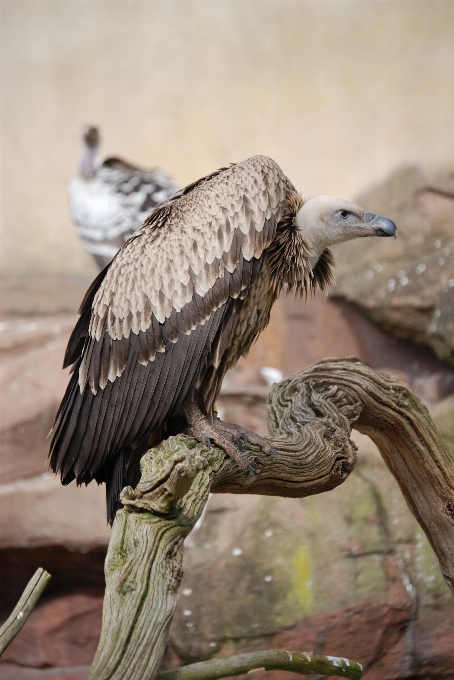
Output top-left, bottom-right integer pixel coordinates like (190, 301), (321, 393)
(89, 358), (454, 680)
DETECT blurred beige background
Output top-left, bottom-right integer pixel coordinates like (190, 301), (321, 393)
(1, 0), (453, 278)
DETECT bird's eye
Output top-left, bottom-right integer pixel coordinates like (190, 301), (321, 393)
(339, 210), (350, 219)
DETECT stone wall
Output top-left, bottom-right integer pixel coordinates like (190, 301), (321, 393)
(332, 166), (454, 369)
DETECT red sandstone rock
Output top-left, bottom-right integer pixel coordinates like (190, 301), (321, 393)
(238, 600), (454, 679)
(0, 592), (102, 671)
(0, 664), (90, 680)
(332, 166), (454, 369)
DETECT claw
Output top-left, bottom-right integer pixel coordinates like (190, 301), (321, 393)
(233, 437), (244, 449)
(183, 403), (264, 478)
(246, 461), (256, 476)
(271, 447), (278, 459)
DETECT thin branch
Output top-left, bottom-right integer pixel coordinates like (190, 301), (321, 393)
(0, 567), (52, 657)
(157, 650), (363, 680)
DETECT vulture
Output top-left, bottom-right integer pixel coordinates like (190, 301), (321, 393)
(51, 155), (396, 523)
(69, 125), (180, 269)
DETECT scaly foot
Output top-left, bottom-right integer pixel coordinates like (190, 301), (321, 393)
(182, 403), (277, 474)
(214, 419), (278, 459)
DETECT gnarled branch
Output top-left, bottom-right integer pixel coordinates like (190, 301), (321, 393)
(89, 358), (454, 680)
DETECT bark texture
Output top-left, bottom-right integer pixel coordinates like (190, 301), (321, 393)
(89, 357), (454, 680)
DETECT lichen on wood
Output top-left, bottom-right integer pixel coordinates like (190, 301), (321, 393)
(89, 357), (454, 680)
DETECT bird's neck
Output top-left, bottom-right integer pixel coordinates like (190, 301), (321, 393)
(79, 147), (98, 179)
(294, 206), (328, 263)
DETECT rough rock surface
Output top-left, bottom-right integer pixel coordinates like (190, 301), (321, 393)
(0, 476), (110, 551)
(0, 277), (111, 617)
(332, 166), (454, 367)
(267, 599), (454, 680)
(1, 592), (102, 668)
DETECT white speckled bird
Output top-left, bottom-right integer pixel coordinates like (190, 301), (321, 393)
(53, 155), (397, 522)
(68, 125), (180, 268)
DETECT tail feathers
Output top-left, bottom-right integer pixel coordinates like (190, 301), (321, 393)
(104, 450), (141, 525)
(105, 450), (124, 525)
(49, 351), (143, 524)
(49, 362), (82, 474)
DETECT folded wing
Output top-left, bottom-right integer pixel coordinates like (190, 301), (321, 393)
(51, 155), (288, 516)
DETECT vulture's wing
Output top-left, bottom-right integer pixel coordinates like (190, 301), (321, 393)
(68, 157), (180, 268)
(52, 155), (288, 515)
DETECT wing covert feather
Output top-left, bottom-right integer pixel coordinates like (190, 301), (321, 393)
(80, 156), (287, 391)
(90, 156), (286, 333)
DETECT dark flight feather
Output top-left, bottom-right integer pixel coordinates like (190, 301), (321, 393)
(64, 267), (109, 369)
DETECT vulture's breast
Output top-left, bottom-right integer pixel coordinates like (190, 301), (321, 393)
(204, 263), (277, 406)
(229, 266), (277, 361)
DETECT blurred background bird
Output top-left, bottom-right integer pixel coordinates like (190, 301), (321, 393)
(68, 125), (180, 269)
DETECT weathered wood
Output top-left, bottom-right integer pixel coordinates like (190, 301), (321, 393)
(0, 568), (51, 657)
(89, 445), (218, 680)
(90, 358), (454, 680)
(267, 357), (454, 593)
(157, 650), (363, 680)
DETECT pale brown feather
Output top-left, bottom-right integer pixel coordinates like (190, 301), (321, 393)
(81, 156), (287, 392)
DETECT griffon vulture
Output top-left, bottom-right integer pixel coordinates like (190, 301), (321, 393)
(69, 125), (180, 269)
(52, 155), (396, 522)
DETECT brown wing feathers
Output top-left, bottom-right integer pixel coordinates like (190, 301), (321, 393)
(52, 262), (264, 480)
(55, 305), (229, 479)
(50, 156), (287, 520)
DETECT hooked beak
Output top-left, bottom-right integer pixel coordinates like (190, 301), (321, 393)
(365, 213), (397, 239)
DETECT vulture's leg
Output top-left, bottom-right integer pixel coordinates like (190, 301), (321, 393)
(182, 403), (256, 475)
(213, 420), (278, 458)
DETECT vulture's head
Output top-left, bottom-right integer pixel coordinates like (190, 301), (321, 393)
(79, 124), (100, 179)
(295, 195), (396, 262)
